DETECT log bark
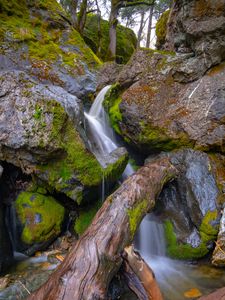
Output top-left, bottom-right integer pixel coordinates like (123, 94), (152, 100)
(28, 157), (177, 300)
(199, 287), (225, 300)
(122, 246), (163, 300)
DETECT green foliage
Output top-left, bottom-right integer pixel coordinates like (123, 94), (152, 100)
(16, 192), (65, 245)
(74, 200), (102, 235)
(155, 9), (170, 49)
(84, 14), (137, 63)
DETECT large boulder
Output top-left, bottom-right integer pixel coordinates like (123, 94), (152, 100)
(104, 50), (225, 154)
(165, 0), (225, 71)
(148, 149), (225, 260)
(0, 0), (100, 99)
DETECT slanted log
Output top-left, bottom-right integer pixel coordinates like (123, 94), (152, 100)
(199, 287), (225, 300)
(29, 157), (177, 300)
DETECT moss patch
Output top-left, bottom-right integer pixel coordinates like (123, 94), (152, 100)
(15, 191), (65, 245)
(164, 211), (219, 260)
(127, 199), (148, 238)
(138, 121), (193, 152)
(104, 83), (123, 135)
(74, 200), (102, 235)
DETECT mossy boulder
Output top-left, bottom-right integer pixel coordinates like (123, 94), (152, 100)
(15, 191), (65, 247)
(155, 10), (170, 50)
(105, 49), (225, 154)
(84, 14), (137, 64)
(0, 0), (101, 98)
(150, 149), (224, 260)
(0, 71), (128, 204)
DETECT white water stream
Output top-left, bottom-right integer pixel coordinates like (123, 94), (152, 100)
(85, 87), (225, 300)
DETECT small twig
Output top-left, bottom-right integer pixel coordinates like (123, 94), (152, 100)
(18, 281), (31, 295)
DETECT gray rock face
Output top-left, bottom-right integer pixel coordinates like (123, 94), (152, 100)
(212, 208), (225, 266)
(108, 49), (225, 154)
(165, 0), (225, 72)
(147, 149), (223, 259)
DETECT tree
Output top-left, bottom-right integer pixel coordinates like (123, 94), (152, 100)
(107, 0), (154, 60)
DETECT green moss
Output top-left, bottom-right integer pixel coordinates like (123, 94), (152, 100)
(37, 100), (103, 202)
(155, 10), (170, 50)
(74, 200), (102, 235)
(83, 14), (137, 63)
(104, 83), (123, 135)
(0, 0), (101, 77)
(103, 151), (128, 182)
(15, 191), (65, 245)
(127, 200), (148, 238)
(200, 210), (219, 237)
(164, 212), (219, 260)
(138, 121), (193, 152)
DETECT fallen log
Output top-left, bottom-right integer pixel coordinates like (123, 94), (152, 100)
(29, 157), (177, 300)
(199, 287), (225, 300)
(122, 246), (163, 300)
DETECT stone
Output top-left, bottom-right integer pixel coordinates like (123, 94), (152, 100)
(15, 191), (65, 253)
(147, 149), (224, 260)
(106, 49), (225, 154)
(212, 208), (225, 266)
(165, 0), (225, 72)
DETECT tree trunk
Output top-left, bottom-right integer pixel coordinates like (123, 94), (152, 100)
(108, 3), (119, 61)
(70, 0), (78, 28)
(95, 0), (102, 55)
(77, 0), (88, 34)
(146, 3), (154, 48)
(137, 10), (145, 48)
(28, 157), (177, 300)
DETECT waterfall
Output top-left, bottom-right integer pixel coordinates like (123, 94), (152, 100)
(84, 85), (133, 178)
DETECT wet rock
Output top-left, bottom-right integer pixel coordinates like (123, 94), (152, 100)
(15, 191), (65, 254)
(212, 208), (225, 266)
(97, 62), (123, 91)
(107, 49), (225, 154)
(148, 149), (224, 260)
(165, 0), (225, 72)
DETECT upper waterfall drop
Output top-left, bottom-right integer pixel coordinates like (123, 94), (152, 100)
(84, 85), (134, 178)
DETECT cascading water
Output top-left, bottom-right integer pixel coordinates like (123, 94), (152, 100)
(84, 85), (133, 177)
(85, 87), (225, 300)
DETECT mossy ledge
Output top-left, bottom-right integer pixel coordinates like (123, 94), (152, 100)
(103, 83), (123, 136)
(35, 99), (103, 204)
(164, 210), (219, 260)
